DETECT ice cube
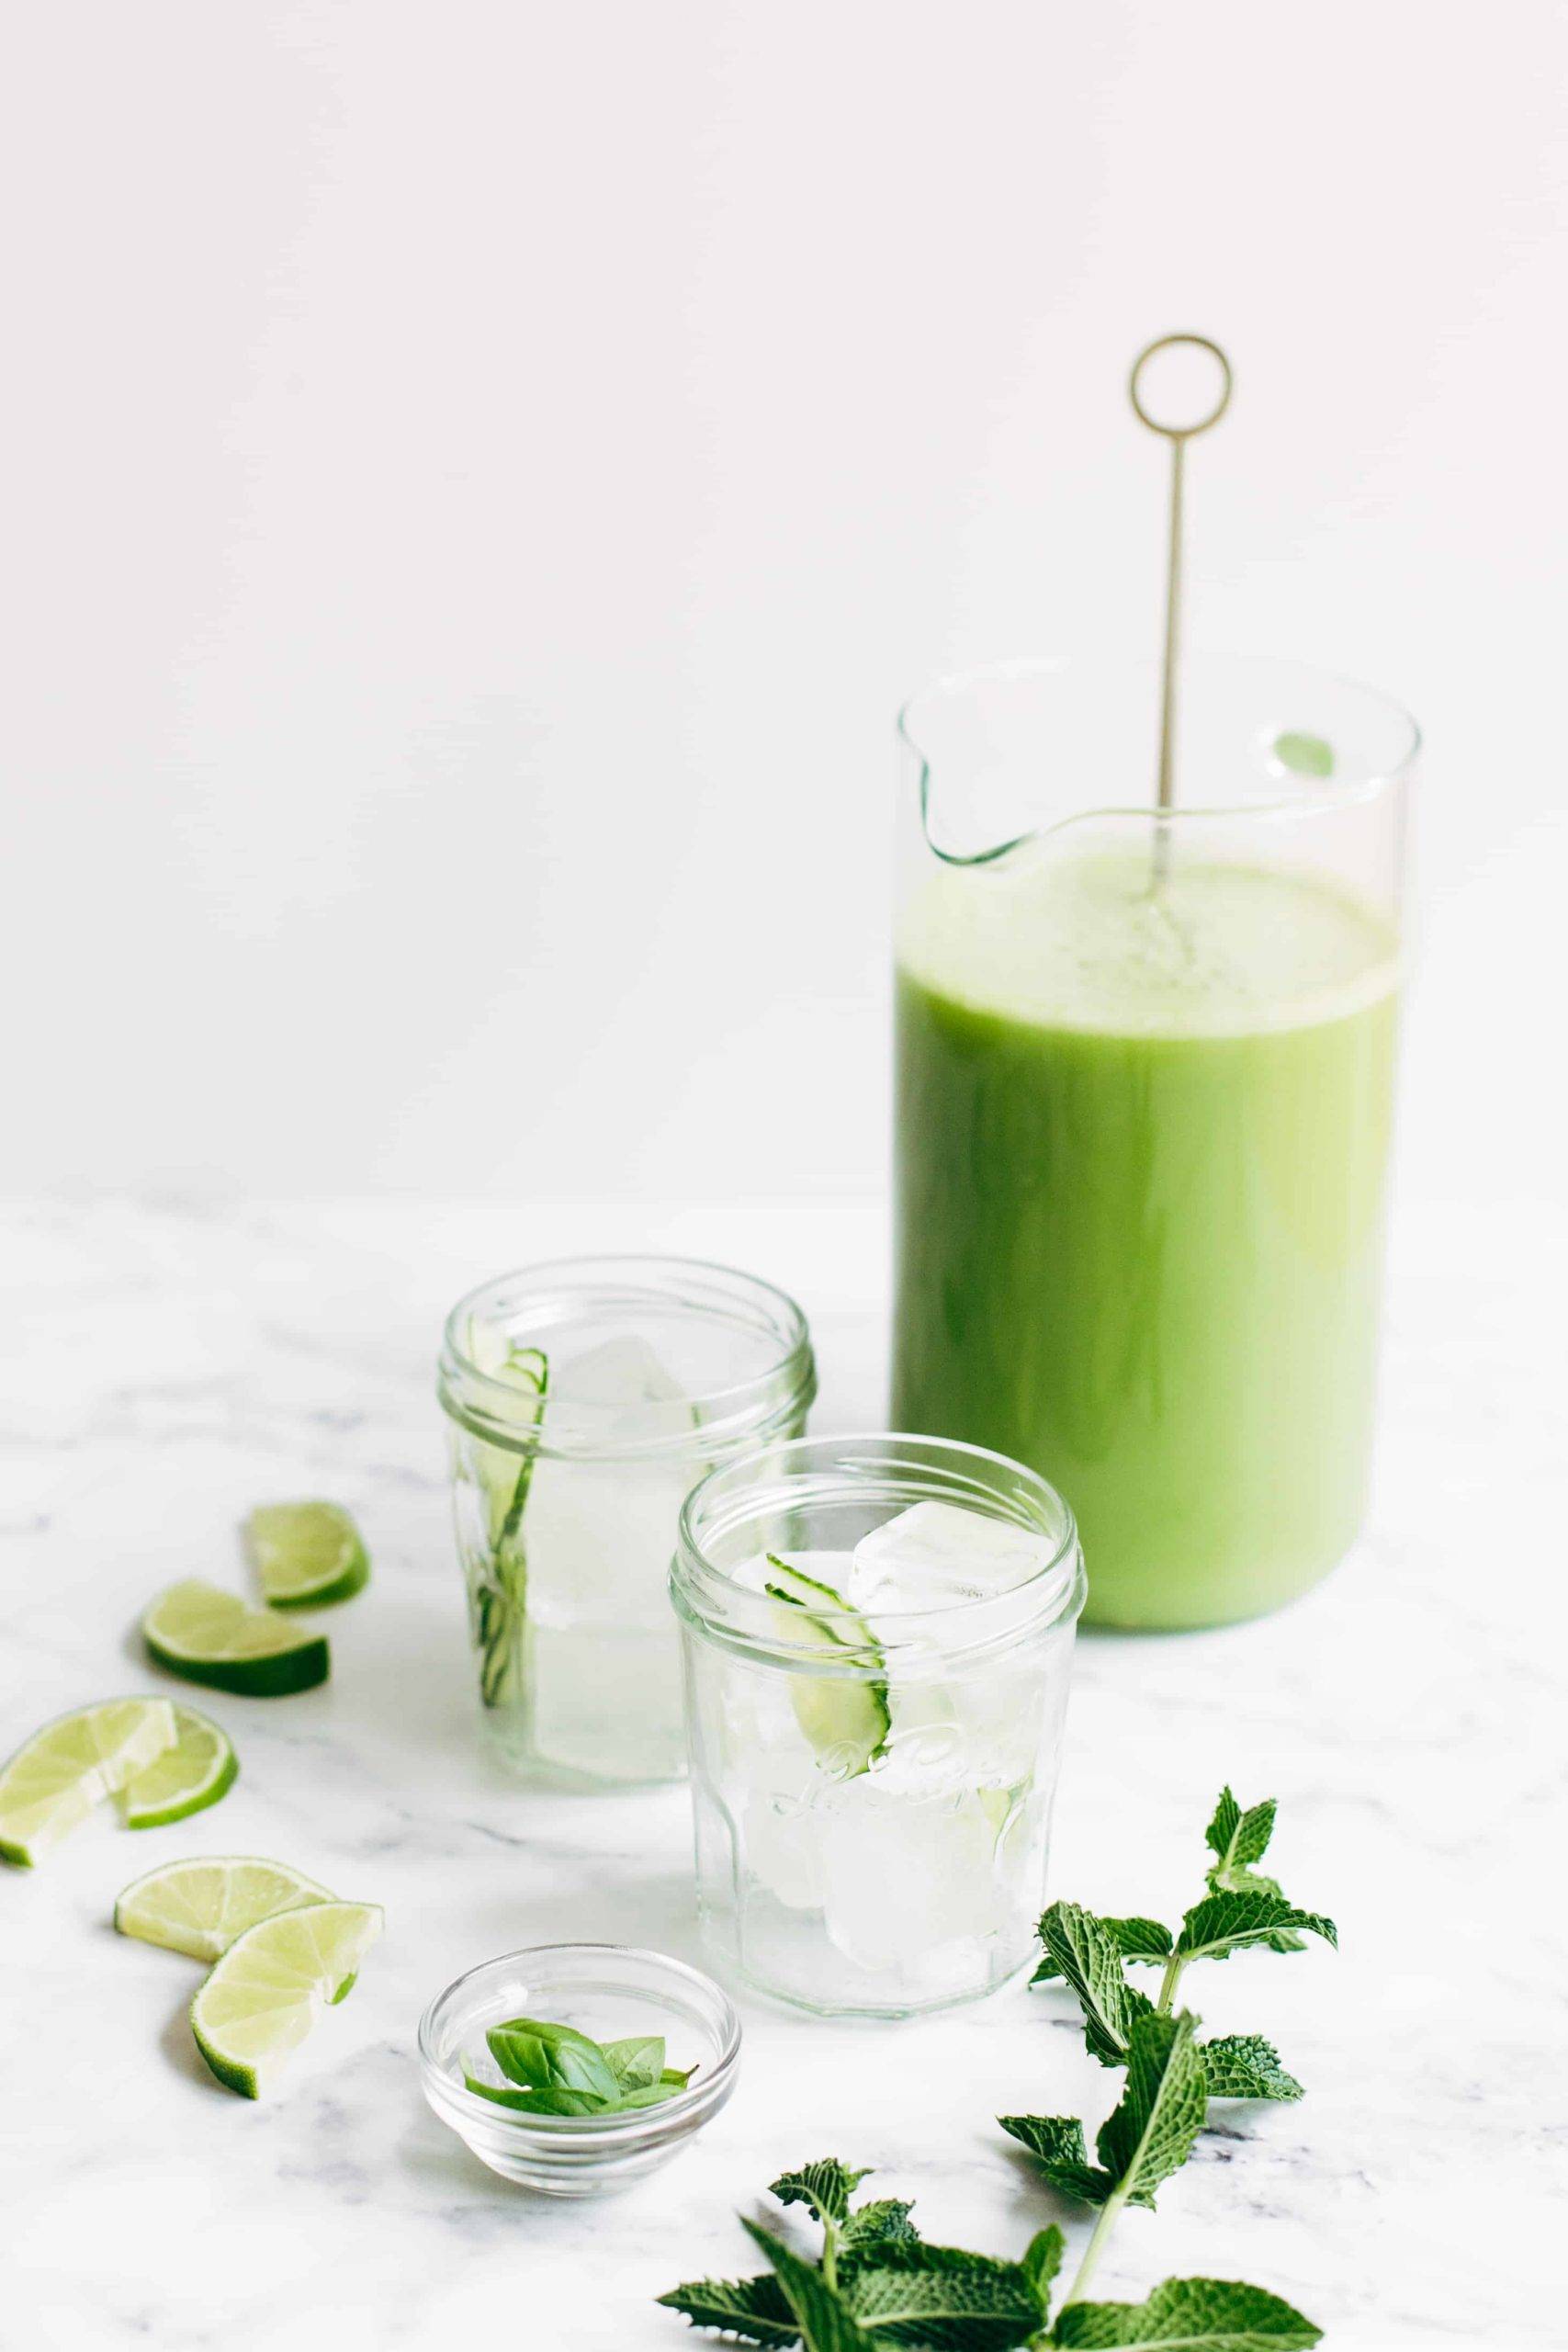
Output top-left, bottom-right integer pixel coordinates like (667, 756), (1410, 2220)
(515, 1333), (696, 1645)
(524, 1452), (692, 1627)
(728, 1547), (859, 1600)
(550, 1333), (696, 1442)
(851, 1501), (1054, 1611)
(529, 1621), (686, 1781)
(869, 1681), (971, 1795)
(742, 1751), (827, 1911)
(818, 1779), (1001, 1972)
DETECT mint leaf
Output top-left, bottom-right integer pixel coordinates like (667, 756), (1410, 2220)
(1033, 1916), (1171, 1985)
(462, 2072), (607, 2116)
(998, 2115), (1114, 2206)
(1201, 2035), (1303, 2102)
(1202, 1793), (1305, 1949)
(1037, 1903), (1155, 2064)
(1023, 2226), (1065, 2302)
(488, 2017), (621, 2101)
(1176, 1892), (1336, 1966)
(1271, 731), (1335, 781)
(656, 2270), (797, 2346)
(1213, 1872), (1305, 1951)
(743, 2220), (880, 2352)
(1204, 1789), (1276, 1876)
(841, 2241), (1052, 2346)
(771, 2161), (873, 2230)
(1053, 2274), (1322, 2346)
(840, 2199), (919, 2253)
(1109, 1917), (1173, 1964)
(1094, 2011), (1207, 2210)
(603, 2033), (664, 2090)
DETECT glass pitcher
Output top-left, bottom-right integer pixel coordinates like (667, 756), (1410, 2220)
(891, 653), (1416, 1630)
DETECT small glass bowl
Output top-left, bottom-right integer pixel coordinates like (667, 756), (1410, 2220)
(417, 1942), (742, 2196)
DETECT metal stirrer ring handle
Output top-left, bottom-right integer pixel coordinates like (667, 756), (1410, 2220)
(1128, 334), (1234, 836)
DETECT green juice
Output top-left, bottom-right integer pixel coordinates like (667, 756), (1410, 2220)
(892, 848), (1399, 1628)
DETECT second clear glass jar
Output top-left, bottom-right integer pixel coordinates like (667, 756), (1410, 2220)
(438, 1256), (816, 1789)
(672, 1434), (1085, 2017)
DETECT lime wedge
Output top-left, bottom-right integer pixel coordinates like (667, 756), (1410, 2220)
(0, 1698), (177, 1867)
(142, 1580), (330, 1697)
(190, 1898), (382, 2097)
(119, 1706), (239, 1829)
(764, 1555), (890, 1778)
(245, 1501), (369, 1610)
(115, 1854), (333, 1962)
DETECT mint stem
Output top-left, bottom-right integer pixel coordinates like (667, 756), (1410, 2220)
(1065, 2185), (1125, 2305)
(820, 2213), (839, 2293)
(1156, 1951), (1186, 2013)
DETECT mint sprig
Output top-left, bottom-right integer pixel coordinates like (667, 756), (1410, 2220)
(659, 1781), (1325, 2351)
(995, 1786), (1328, 2344)
(658, 2144), (1317, 2347)
(661, 2165), (1063, 2350)
(1028, 1788), (1333, 2092)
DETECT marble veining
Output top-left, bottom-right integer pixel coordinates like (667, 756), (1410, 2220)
(1, 1197), (1562, 2350)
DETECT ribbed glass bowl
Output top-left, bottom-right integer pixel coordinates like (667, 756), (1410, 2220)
(417, 1942), (742, 2195)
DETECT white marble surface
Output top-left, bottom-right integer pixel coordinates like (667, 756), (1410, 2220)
(3, 1195), (1562, 2352)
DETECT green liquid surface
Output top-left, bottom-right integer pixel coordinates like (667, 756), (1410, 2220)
(892, 849), (1399, 1629)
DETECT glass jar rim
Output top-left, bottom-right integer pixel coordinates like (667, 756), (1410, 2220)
(437, 1252), (816, 1462)
(672, 1430), (1086, 1665)
(898, 650), (1421, 854)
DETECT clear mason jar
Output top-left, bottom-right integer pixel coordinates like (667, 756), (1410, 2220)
(671, 1433), (1086, 2018)
(437, 1256), (816, 1790)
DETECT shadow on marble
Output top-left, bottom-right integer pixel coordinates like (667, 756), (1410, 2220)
(156, 1985), (232, 2095)
(446, 1865), (711, 1979)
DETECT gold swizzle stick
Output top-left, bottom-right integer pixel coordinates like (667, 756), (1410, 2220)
(1128, 334), (1234, 878)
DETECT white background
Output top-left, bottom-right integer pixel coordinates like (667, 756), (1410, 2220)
(4, 1), (1565, 1212)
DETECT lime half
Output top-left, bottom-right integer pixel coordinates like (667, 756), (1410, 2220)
(142, 1580), (330, 1697)
(190, 1898), (382, 2096)
(116, 1854), (333, 1962)
(246, 1501), (369, 1610)
(119, 1706), (239, 1829)
(0, 1698), (177, 1867)
(764, 1555), (890, 1778)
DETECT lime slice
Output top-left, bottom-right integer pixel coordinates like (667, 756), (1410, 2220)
(190, 1898), (382, 2097)
(142, 1580), (330, 1697)
(119, 1706), (239, 1829)
(115, 1854), (333, 1962)
(245, 1501), (369, 1610)
(0, 1698), (177, 1867)
(764, 1555), (890, 1778)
